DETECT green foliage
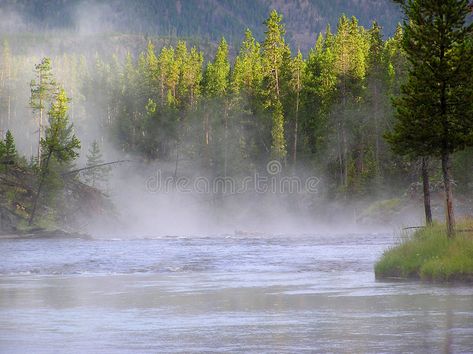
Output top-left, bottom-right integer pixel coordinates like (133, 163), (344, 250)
(232, 29), (263, 95)
(41, 89), (81, 165)
(204, 38), (230, 97)
(29, 88), (80, 225)
(386, 0), (473, 236)
(387, 0), (473, 158)
(375, 221), (473, 281)
(30, 57), (57, 113)
(4, 130), (17, 162)
(83, 140), (110, 188)
(0, 130), (17, 172)
(270, 100), (287, 160)
(358, 198), (403, 223)
(262, 10), (290, 105)
(2, 8), (471, 209)
(263, 10), (290, 161)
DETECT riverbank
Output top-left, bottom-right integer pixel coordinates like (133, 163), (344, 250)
(375, 220), (473, 282)
(0, 228), (92, 240)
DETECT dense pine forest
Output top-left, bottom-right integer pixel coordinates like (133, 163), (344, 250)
(0, 3), (472, 232)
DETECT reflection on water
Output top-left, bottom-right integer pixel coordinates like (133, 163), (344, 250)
(1, 233), (472, 353)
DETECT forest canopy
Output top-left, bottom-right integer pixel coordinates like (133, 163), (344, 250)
(0, 4), (472, 232)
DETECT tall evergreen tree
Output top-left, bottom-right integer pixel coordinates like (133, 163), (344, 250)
(262, 10), (291, 161)
(366, 21), (387, 179)
(0, 130), (17, 172)
(289, 50), (306, 165)
(83, 140), (110, 188)
(30, 88), (80, 225)
(387, 0), (473, 237)
(203, 38), (231, 172)
(30, 57), (57, 162)
(331, 16), (369, 191)
(232, 29), (263, 96)
(303, 30), (337, 157)
(204, 37), (230, 97)
(4, 130), (17, 164)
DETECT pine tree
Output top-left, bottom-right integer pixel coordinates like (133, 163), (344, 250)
(202, 38), (231, 172)
(384, 24), (407, 96)
(231, 29), (264, 169)
(331, 16), (369, 190)
(271, 100), (286, 160)
(262, 10), (290, 161)
(289, 50), (305, 165)
(159, 47), (179, 106)
(145, 40), (159, 97)
(4, 130), (17, 164)
(204, 37), (230, 97)
(232, 29), (263, 96)
(179, 45), (203, 107)
(42, 88), (80, 164)
(30, 88), (80, 225)
(83, 140), (110, 188)
(387, 0), (473, 237)
(30, 57), (57, 162)
(367, 21), (384, 170)
(262, 10), (290, 104)
(303, 30), (337, 154)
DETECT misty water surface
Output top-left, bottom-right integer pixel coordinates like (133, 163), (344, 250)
(1, 232), (473, 353)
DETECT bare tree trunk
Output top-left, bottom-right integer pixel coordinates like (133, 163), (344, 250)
(29, 151), (52, 225)
(223, 103), (228, 178)
(441, 152), (455, 238)
(204, 112), (210, 169)
(342, 121), (348, 188)
(173, 141), (179, 183)
(37, 107), (42, 162)
(37, 71), (43, 163)
(373, 85), (380, 180)
(292, 90), (299, 167)
(336, 124), (343, 186)
(421, 157), (432, 225)
(341, 79), (348, 190)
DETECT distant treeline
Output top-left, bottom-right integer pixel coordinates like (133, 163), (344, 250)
(0, 0), (401, 52)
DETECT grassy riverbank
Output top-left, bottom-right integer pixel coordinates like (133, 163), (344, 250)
(375, 220), (473, 282)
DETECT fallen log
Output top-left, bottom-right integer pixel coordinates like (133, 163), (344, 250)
(62, 159), (133, 177)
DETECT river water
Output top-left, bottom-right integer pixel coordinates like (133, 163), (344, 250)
(1, 232), (472, 353)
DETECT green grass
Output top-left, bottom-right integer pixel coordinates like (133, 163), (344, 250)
(375, 220), (473, 282)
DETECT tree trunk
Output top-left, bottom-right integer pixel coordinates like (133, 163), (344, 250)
(441, 152), (455, 238)
(29, 151), (52, 225)
(173, 140), (179, 183)
(373, 85), (380, 181)
(342, 121), (348, 188)
(204, 112), (210, 168)
(292, 90), (299, 168)
(336, 125), (343, 186)
(37, 71), (43, 162)
(223, 102), (228, 178)
(421, 157), (432, 225)
(37, 107), (42, 162)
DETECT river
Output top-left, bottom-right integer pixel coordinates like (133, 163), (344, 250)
(1, 232), (472, 353)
